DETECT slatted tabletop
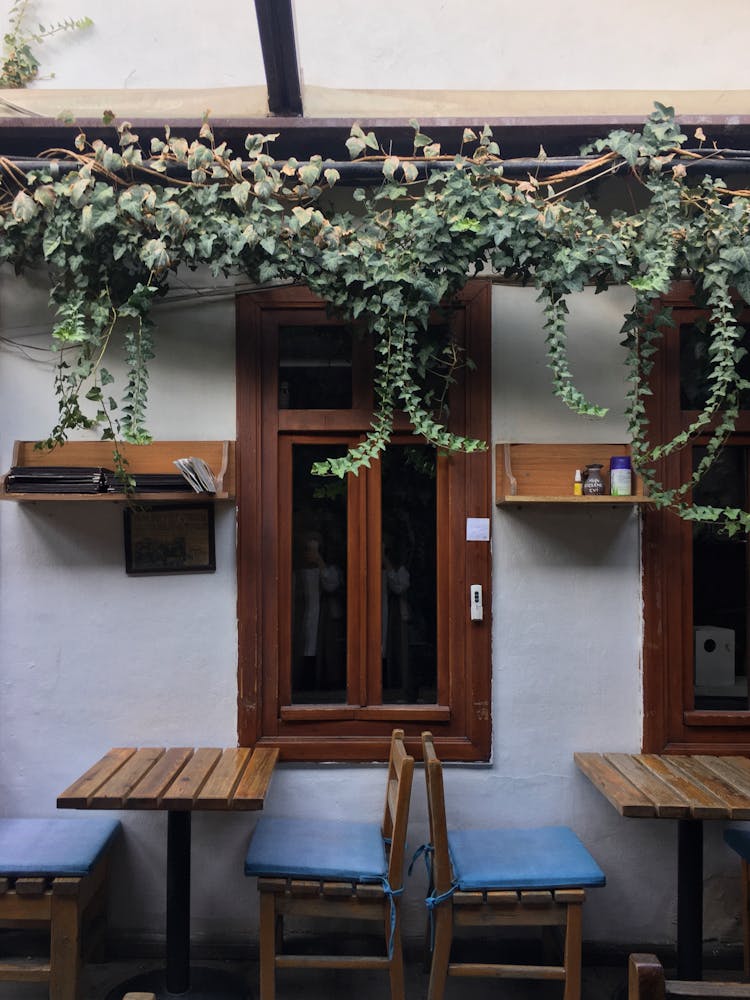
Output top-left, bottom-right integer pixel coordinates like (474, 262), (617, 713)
(58, 746), (279, 811)
(574, 751), (750, 982)
(574, 753), (750, 819)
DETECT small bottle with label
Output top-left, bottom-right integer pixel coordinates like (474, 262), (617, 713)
(574, 469), (583, 496)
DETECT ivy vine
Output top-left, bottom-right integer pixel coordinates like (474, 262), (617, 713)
(1, 0), (92, 88)
(3, 104), (750, 530)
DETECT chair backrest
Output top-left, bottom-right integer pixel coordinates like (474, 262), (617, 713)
(421, 731), (453, 897)
(382, 728), (415, 892)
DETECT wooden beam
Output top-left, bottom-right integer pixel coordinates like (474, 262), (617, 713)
(254, 0), (303, 117)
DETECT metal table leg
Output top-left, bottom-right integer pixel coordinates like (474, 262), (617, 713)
(106, 811), (247, 999)
(677, 818), (703, 980)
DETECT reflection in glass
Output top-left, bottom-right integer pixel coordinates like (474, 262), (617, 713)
(692, 446), (748, 709)
(291, 445), (347, 703)
(279, 325), (352, 409)
(381, 446), (437, 703)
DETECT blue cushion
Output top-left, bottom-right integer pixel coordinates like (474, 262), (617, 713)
(724, 828), (750, 860)
(0, 817), (121, 877)
(447, 825), (606, 891)
(245, 817), (387, 882)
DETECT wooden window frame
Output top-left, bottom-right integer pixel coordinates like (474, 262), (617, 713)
(235, 281), (492, 762)
(643, 281), (750, 753)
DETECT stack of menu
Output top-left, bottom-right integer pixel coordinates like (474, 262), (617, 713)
(103, 471), (193, 494)
(4, 466), (109, 493)
(173, 457), (217, 493)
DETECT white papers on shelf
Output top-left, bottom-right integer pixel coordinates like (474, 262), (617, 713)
(173, 457), (217, 494)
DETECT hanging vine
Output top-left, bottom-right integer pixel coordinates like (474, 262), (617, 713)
(3, 104), (750, 529)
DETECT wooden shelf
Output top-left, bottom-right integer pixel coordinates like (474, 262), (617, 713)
(496, 443), (650, 505)
(1, 440), (236, 502)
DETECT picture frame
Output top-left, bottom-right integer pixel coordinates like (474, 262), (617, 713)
(123, 503), (216, 575)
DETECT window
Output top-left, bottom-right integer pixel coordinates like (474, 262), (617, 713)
(236, 283), (492, 761)
(643, 282), (750, 752)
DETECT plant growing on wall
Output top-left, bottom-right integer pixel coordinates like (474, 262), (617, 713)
(0, 0), (92, 88)
(2, 104), (750, 530)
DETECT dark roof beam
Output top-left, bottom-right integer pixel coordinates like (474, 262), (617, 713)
(253, 0), (303, 118)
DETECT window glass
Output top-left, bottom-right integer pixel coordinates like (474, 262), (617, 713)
(279, 325), (352, 409)
(692, 446), (748, 709)
(680, 323), (750, 410)
(381, 445), (437, 704)
(291, 444), (347, 703)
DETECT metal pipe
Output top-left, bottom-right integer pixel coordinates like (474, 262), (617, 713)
(2, 152), (750, 184)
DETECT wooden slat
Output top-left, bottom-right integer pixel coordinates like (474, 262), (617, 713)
(664, 756), (750, 819)
(160, 748), (223, 809)
(0, 894), (52, 920)
(286, 880), (320, 897)
(15, 878), (47, 896)
(635, 756), (728, 819)
(553, 889), (585, 904)
(667, 984), (750, 998)
(701, 756), (750, 797)
(276, 954), (388, 971)
(231, 747), (280, 809)
(257, 878), (287, 894)
(0, 956), (51, 982)
(50, 877), (82, 897)
(195, 748), (253, 808)
(322, 882), (355, 897)
(88, 748), (166, 809)
(57, 748), (136, 808)
(519, 890), (554, 906)
(453, 891), (485, 906)
(447, 961), (565, 980)
(355, 883), (384, 900)
(128, 748), (195, 808)
(486, 891), (519, 906)
(574, 753), (656, 817)
(604, 753), (691, 818)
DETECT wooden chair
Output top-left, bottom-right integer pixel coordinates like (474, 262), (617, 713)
(420, 731), (606, 1000)
(0, 816), (121, 1000)
(628, 953), (750, 1000)
(244, 729), (415, 1000)
(724, 828), (750, 978)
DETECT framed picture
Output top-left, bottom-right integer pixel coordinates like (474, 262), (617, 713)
(124, 504), (216, 575)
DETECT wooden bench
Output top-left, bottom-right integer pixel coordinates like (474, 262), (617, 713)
(629, 954), (750, 1000)
(0, 817), (121, 1000)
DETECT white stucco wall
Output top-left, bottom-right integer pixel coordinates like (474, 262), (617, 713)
(5, 0), (750, 94)
(0, 265), (744, 952)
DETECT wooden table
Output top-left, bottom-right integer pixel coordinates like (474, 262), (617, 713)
(575, 752), (750, 981)
(58, 746), (279, 1000)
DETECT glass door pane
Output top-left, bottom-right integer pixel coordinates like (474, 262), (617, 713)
(291, 444), (348, 703)
(279, 325), (352, 409)
(381, 445), (437, 704)
(692, 446), (749, 709)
